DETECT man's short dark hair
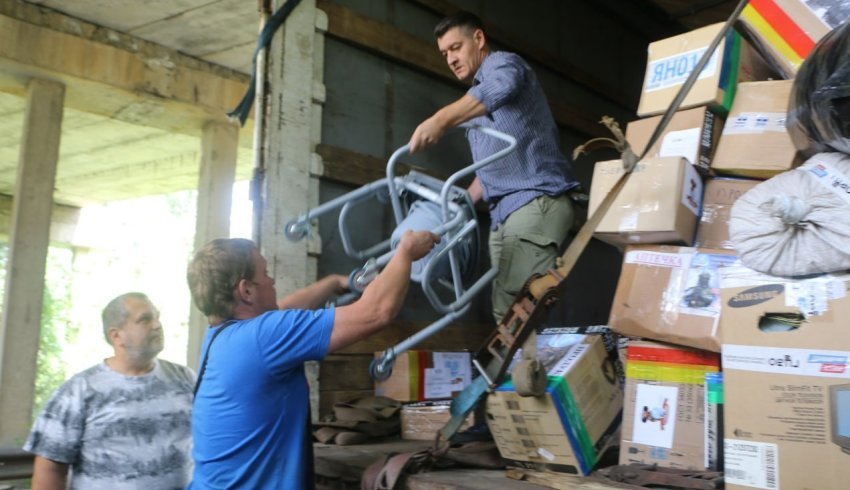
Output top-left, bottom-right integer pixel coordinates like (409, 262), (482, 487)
(434, 11), (485, 39)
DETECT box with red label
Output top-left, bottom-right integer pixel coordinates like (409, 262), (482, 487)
(374, 350), (471, 402)
(739, 0), (848, 78)
(620, 340), (721, 470)
(719, 262), (850, 490)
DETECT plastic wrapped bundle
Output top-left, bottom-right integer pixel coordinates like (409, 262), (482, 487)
(786, 19), (850, 155)
(729, 152), (850, 276)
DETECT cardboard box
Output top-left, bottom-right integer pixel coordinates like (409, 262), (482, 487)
(739, 0), (847, 78)
(711, 80), (802, 179)
(719, 264), (850, 490)
(374, 351), (471, 402)
(608, 245), (737, 352)
(638, 23), (775, 117)
(626, 106), (724, 176)
(400, 401), (473, 440)
(620, 340), (721, 470)
(588, 157), (703, 246)
(695, 177), (760, 250)
(486, 333), (622, 476)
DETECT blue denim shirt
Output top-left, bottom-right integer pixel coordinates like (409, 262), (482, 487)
(466, 51), (579, 229)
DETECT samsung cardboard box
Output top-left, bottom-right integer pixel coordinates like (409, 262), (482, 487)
(720, 264), (850, 490)
(638, 23), (775, 117)
(588, 157), (703, 247)
(711, 80), (802, 179)
(620, 340), (721, 470)
(486, 332), (622, 476)
(739, 0), (847, 78)
(626, 106), (724, 176)
(695, 177), (760, 250)
(608, 245), (737, 352)
(374, 350), (471, 402)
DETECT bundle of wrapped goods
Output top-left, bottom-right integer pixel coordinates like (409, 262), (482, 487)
(400, 401), (472, 440)
(729, 21), (850, 277)
(588, 157), (704, 247)
(729, 152), (850, 276)
(620, 340), (722, 471)
(738, 0), (850, 78)
(786, 18), (850, 157)
(711, 80), (802, 178)
(719, 261), (850, 490)
(607, 245), (737, 352)
(637, 22), (776, 117)
(695, 178), (760, 250)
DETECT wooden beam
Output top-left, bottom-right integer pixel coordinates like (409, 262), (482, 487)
(315, 143), (445, 187)
(317, 0), (605, 137)
(187, 121), (239, 369)
(408, 0), (636, 110)
(0, 78), (64, 445)
(0, 2), (253, 146)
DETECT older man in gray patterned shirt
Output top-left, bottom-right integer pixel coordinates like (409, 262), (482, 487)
(24, 292), (195, 489)
(409, 11), (579, 323)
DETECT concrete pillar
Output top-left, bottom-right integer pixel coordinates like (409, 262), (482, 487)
(0, 79), (64, 445)
(262, 0), (327, 421)
(186, 121), (239, 370)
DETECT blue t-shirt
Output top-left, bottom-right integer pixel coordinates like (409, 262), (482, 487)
(189, 308), (335, 489)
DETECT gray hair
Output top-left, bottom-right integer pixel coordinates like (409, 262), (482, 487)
(101, 292), (149, 343)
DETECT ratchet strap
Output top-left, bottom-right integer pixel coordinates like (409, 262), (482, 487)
(360, 2), (750, 487)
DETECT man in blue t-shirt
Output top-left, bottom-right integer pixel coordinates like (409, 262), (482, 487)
(408, 11), (579, 323)
(186, 231), (438, 489)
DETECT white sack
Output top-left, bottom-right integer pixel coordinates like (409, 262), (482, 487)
(729, 152), (850, 276)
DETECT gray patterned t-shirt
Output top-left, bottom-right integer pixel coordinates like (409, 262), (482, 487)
(24, 359), (195, 490)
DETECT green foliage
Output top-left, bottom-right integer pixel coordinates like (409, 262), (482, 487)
(33, 247), (73, 417)
(0, 243), (73, 419)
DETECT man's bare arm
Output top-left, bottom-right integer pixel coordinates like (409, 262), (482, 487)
(277, 274), (348, 310)
(409, 94), (486, 153)
(31, 456), (69, 490)
(328, 231), (439, 352)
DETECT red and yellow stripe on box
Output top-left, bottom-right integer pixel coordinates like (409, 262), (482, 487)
(742, 0), (818, 71)
(626, 344), (720, 384)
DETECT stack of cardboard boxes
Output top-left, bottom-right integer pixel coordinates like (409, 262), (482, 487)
(374, 350), (475, 439)
(589, 5), (850, 488)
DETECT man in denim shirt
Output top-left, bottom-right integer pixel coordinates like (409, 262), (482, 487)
(409, 11), (579, 323)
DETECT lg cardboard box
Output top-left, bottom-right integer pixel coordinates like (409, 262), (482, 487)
(740, 0), (847, 77)
(620, 340), (721, 470)
(626, 106), (724, 176)
(588, 157), (703, 246)
(608, 245), (737, 352)
(638, 23), (775, 117)
(374, 351), (471, 402)
(486, 333), (622, 476)
(695, 177), (760, 250)
(711, 80), (802, 179)
(720, 264), (850, 490)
